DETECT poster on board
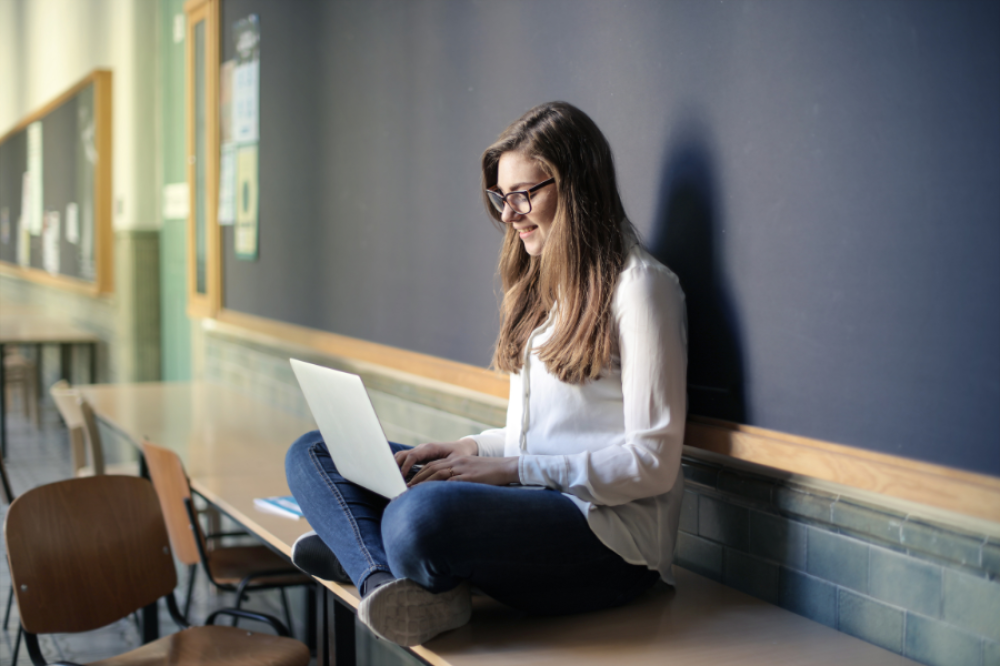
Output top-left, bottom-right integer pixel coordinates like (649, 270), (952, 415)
(228, 14), (259, 259)
(27, 122), (43, 236)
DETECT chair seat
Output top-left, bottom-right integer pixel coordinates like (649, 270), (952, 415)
(207, 545), (312, 587)
(86, 624), (310, 666)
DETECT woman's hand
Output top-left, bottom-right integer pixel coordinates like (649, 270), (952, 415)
(407, 456), (520, 487)
(395, 439), (478, 479)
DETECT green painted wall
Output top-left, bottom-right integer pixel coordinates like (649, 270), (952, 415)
(159, 0), (191, 381)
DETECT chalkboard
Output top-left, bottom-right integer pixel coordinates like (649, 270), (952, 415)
(215, 0), (999, 476)
(0, 71), (111, 293)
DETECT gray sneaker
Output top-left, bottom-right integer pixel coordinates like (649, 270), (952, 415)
(290, 530), (351, 583)
(359, 578), (472, 646)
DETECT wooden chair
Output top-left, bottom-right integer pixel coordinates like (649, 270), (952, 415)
(49, 380), (138, 477)
(4, 474), (310, 666)
(140, 440), (313, 629)
(1, 454), (23, 665)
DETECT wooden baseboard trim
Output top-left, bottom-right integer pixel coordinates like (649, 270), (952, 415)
(0, 263), (102, 297)
(685, 416), (1000, 524)
(214, 308), (510, 399)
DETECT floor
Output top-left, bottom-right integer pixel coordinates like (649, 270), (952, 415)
(0, 394), (312, 666)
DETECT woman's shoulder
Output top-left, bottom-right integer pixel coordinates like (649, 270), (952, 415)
(612, 245), (686, 328)
(617, 245), (684, 299)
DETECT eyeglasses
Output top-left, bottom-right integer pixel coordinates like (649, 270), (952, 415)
(485, 178), (555, 215)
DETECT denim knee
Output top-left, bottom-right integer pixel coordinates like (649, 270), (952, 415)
(382, 482), (464, 588)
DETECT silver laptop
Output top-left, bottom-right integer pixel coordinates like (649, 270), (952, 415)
(290, 359), (408, 499)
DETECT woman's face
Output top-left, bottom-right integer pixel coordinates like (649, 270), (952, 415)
(496, 151), (557, 256)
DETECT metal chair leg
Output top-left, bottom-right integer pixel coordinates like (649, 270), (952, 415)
(279, 587), (293, 639)
(183, 564), (197, 621)
(11, 624), (22, 666)
(3, 583), (13, 630)
(231, 577), (251, 627)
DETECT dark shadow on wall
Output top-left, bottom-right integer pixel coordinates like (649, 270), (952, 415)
(647, 119), (746, 423)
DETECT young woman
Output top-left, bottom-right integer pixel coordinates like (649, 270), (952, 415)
(285, 101), (687, 647)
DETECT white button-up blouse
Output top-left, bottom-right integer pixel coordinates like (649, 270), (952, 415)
(466, 245), (688, 583)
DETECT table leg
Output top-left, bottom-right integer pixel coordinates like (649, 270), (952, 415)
(34, 343), (42, 399)
(141, 600), (159, 643)
(316, 589), (357, 666)
(306, 583), (317, 653)
(60, 342), (72, 384)
(333, 596), (357, 666)
(1, 342), (7, 458)
(89, 342), (97, 384)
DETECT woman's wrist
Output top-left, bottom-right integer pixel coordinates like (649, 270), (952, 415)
(454, 438), (480, 457)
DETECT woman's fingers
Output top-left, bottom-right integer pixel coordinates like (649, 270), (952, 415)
(406, 456), (519, 487)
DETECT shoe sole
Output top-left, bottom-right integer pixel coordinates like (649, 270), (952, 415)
(359, 578), (471, 646)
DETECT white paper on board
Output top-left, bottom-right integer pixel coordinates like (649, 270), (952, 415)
(42, 210), (60, 274)
(27, 122), (43, 235)
(20, 173), (32, 237)
(17, 219), (30, 266)
(65, 203), (79, 243)
(218, 144), (236, 225)
(162, 182), (190, 219)
(232, 59), (259, 144)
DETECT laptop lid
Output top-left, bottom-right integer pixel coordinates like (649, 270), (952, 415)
(290, 359), (408, 499)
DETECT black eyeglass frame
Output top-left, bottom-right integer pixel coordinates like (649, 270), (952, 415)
(485, 178), (555, 215)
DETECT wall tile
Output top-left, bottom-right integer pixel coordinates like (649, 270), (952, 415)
(717, 470), (774, 505)
(774, 486), (833, 523)
(832, 501), (903, 545)
(902, 520), (984, 569)
(681, 460), (720, 488)
(777, 566), (837, 628)
(870, 547), (942, 618)
(838, 589), (904, 653)
(905, 613), (983, 666)
(724, 549), (778, 604)
(679, 489), (698, 534)
(982, 541), (1000, 578)
(943, 568), (1000, 642)
(749, 510), (807, 570)
(808, 528), (870, 594)
(984, 639), (1000, 666)
(675, 532), (723, 580)
(699, 495), (749, 551)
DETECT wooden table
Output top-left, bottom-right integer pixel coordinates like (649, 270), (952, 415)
(80, 382), (920, 666)
(1, 312), (100, 457)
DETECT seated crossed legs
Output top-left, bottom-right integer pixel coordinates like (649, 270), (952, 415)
(285, 430), (659, 646)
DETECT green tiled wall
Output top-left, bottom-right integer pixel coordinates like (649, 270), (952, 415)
(676, 458), (1000, 666)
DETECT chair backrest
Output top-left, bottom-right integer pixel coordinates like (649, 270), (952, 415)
(5, 475), (177, 634)
(49, 381), (105, 476)
(141, 440), (203, 566)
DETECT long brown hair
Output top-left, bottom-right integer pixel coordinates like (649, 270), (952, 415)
(481, 102), (636, 384)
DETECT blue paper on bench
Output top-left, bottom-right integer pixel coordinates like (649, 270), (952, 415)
(254, 495), (303, 519)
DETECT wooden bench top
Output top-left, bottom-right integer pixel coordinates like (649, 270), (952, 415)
(82, 382), (920, 666)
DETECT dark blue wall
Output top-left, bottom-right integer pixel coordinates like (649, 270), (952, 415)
(222, 0), (1000, 475)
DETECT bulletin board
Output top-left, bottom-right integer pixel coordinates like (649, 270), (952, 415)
(0, 70), (113, 295)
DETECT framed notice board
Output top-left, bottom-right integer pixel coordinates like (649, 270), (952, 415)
(0, 70), (113, 295)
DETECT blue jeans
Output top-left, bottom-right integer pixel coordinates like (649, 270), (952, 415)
(285, 430), (660, 615)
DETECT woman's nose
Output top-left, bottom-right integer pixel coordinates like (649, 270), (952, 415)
(500, 203), (520, 223)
